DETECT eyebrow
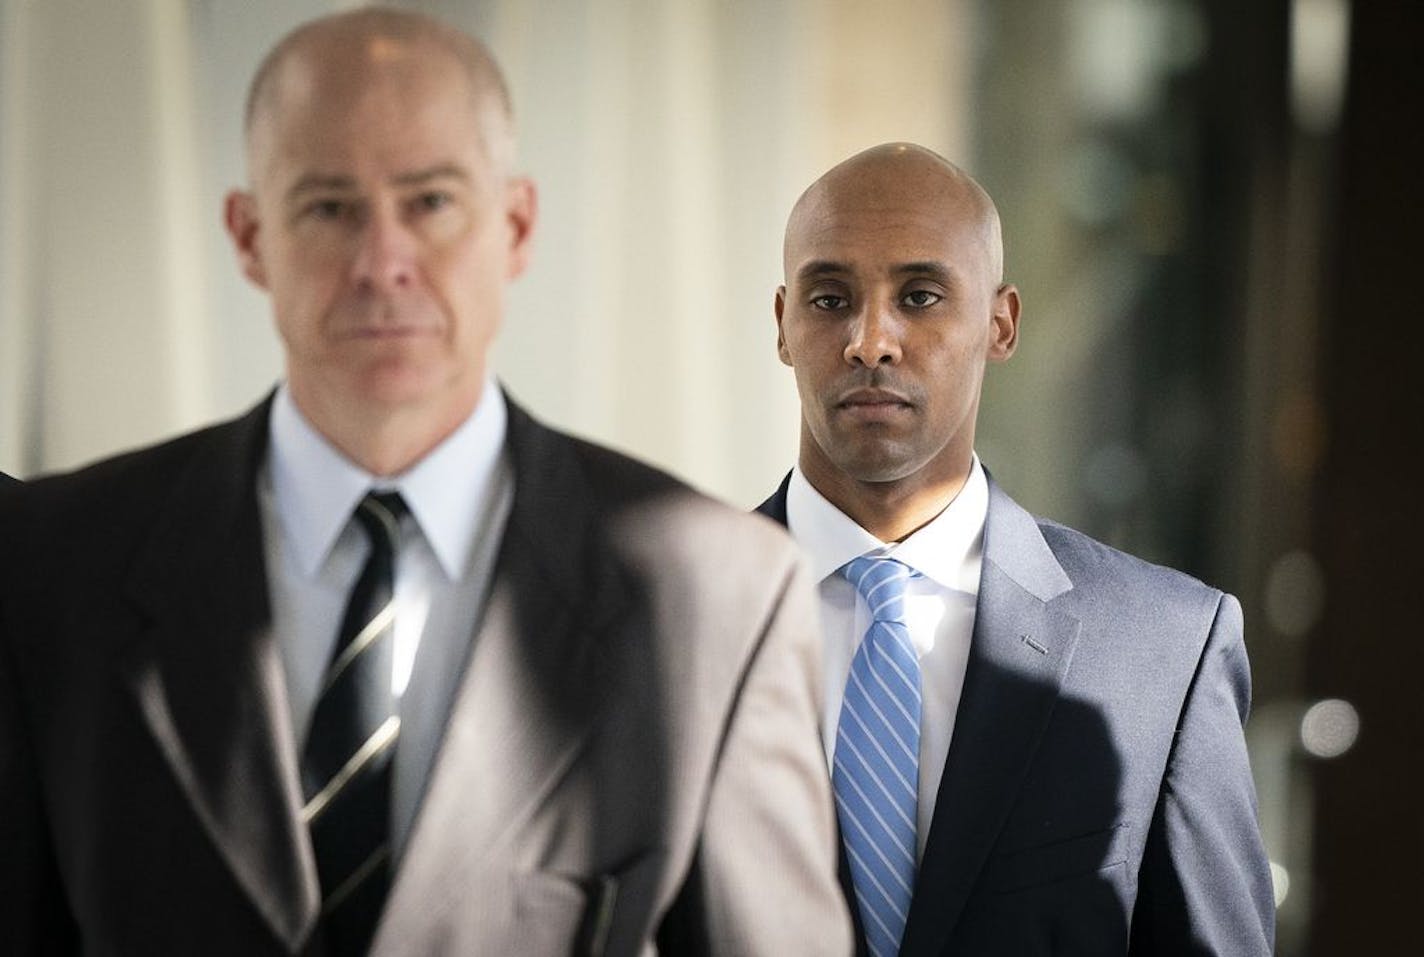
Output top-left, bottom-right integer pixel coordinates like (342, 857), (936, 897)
(892, 261), (955, 284)
(284, 164), (472, 203)
(794, 259), (956, 284)
(391, 163), (472, 188)
(285, 174), (356, 202)
(795, 260), (851, 282)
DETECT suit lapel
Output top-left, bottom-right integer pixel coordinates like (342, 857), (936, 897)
(119, 399), (319, 951)
(899, 479), (1081, 956)
(382, 400), (629, 931)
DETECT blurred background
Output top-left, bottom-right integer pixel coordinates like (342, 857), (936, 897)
(1, 0), (1418, 951)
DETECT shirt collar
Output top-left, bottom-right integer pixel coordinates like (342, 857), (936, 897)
(268, 378), (508, 580)
(786, 455), (988, 593)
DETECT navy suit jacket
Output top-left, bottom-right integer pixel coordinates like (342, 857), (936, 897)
(758, 472), (1275, 955)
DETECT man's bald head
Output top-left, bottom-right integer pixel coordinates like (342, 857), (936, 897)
(774, 143), (1020, 538)
(242, 7), (515, 184)
(784, 143), (1005, 284)
(223, 5), (540, 478)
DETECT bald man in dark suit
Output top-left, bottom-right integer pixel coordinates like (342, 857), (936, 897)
(0, 10), (850, 956)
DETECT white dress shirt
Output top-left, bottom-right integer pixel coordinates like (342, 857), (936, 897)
(260, 379), (513, 854)
(785, 457), (988, 861)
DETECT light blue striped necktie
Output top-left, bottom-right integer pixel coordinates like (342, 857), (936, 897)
(835, 555), (922, 957)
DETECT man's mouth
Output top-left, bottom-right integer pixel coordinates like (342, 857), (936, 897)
(835, 388), (913, 420)
(838, 387), (911, 408)
(346, 325), (428, 339)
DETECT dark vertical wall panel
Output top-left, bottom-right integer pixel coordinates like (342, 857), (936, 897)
(1309, 2), (1424, 950)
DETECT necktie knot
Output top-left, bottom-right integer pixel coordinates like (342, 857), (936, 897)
(842, 555), (917, 624)
(354, 490), (407, 553)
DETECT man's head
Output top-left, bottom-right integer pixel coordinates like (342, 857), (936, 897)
(775, 143), (1019, 535)
(225, 8), (536, 474)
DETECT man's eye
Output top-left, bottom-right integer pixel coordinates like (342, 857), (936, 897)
(810, 295), (848, 310)
(902, 290), (942, 308)
(413, 191), (453, 213)
(305, 199), (349, 221)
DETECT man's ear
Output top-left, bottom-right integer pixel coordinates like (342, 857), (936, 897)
(504, 177), (538, 280)
(224, 190), (268, 290)
(988, 283), (1020, 361)
(775, 286), (792, 366)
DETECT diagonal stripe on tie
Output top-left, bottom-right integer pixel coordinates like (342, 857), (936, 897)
(834, 739), (917, 836)
(319, 601), (398, 697)
(840, 692), (917, 788)
(845, 666), (919, 760)
(323, 844), (392, 915)
(835, 748), (916, 871)
(844, 842), (911, 950)
(301, 490), (407, 956)
(834, 555), (922, 957)
(303, 714), (401, 824)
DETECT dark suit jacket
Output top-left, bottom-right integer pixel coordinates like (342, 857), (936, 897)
(0, 398), (853, 956)
(758, 472), (1275, 956)
(1, 471), (18, 485)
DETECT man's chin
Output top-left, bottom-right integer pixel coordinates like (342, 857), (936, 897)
(829, 448), (922, 486)
(344, 364), (456, 411)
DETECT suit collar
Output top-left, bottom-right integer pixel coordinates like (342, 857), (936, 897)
(975, 474), (1072, 603)
(267, 379), (510, 581)
(782, 461), (989, 591)
(900, 476), (1080, 954)
(488, 396), (615, 612)
(755, 471), (791, 525)
(121, 395), (321, 952)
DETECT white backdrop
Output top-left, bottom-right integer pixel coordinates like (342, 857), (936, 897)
(0, 0), (972, 506)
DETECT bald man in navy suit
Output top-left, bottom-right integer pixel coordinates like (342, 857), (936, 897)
(760, 143), (1274, 956)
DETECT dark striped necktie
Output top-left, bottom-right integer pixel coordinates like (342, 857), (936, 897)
(302, 490), (406, 955)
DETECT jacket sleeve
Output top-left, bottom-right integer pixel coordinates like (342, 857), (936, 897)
(1129, 592), (1276, 955)
(657, 553), (855, 956)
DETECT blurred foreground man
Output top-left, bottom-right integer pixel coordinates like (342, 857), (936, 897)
(758, 143), (1274, 956)
(0, 10), (850, 955)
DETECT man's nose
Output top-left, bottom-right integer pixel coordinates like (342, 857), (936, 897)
(350, 210), (417, 293)
(844, 301), (902, 367)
